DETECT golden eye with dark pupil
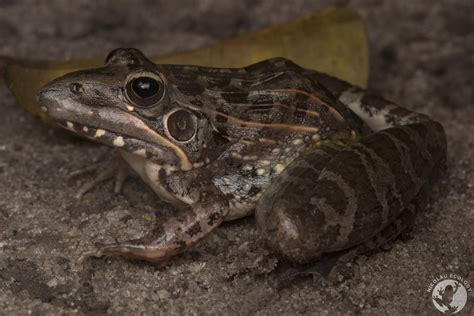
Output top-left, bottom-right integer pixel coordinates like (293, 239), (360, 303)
(126, 76), (163, 107)
(167, 110), (197, 142)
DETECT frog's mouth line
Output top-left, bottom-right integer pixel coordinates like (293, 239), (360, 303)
(56, 119), (179, 166)
(38, 95), (193, 170)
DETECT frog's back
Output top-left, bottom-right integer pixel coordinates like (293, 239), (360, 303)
(159, 58), (373, 220)
(160, 57), (371, 140)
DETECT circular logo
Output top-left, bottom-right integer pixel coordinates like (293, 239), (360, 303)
(431, 279), (468, 314)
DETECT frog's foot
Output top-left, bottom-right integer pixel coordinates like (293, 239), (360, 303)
(70, 153), (129, 199)
(80, 195), (229, 264)
(79, 244), (170, 266)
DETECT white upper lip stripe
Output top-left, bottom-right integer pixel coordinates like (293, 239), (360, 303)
(43, 96), (193, 171)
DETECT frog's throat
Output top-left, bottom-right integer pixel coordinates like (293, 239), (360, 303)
(44, 99), (193, 171)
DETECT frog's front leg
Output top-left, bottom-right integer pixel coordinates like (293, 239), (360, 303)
(256, 120), (446, 265)
(81, 183), (229, 263)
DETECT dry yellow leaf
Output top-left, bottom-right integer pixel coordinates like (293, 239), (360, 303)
(0, 4), (369, 124)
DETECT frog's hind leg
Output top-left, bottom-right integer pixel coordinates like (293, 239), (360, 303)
(286, 203), (417, 281)
(306, 69), (432, 132)
(256, 120), (447, 269)
(255, 144), (344, 263)
(299, 163), (445, 280)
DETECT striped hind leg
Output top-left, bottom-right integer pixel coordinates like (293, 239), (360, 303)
(256, 120), (447, 273)
(301, 158), (446, 280)
(305, 69), (432, 131)
(286, 204), (418, 280)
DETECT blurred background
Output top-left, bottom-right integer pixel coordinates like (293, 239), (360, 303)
(1, 0), (471, 109)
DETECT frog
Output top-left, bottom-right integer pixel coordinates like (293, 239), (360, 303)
(37, 48), (447, 270)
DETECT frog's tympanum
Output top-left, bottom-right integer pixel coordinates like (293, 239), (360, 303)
(38, 48), (446, 269)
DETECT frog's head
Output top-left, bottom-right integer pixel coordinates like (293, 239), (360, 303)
(38, 48), (222, 172)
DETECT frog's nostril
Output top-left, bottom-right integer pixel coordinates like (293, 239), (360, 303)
(38, 88), (50, 102)
(37, 88), (55, 112)
(70, 82), (83, 94)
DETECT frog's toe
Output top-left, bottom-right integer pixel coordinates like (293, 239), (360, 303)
(79, 248), (105, 263)
(74, 167), (117, 199)
(70, 153), (129, 199)
(79, 242), (177, 264)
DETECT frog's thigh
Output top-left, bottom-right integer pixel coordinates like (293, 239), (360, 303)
(255, 145), (342, 263)
(299, 204), (418, 278)
(256, 121), (446, 264)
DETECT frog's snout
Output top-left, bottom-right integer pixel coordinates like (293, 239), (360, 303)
(37, 85), (59, 114)
(38, 81), (86, 122)
(38, 77), (81, 112)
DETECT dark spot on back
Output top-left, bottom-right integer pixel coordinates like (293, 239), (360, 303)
(206, 76), (231, 88)
(177, 83), (205, 96)
(172, 71), (198, 82)
(191, 100), (203, 107)
(252, 95), (274, 105)
(221, 91), (249, 104)
(247, 105), (274, 113)
(212, 131), (229, 145)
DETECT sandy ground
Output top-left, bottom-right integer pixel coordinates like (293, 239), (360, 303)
(0, 1), (473, 315)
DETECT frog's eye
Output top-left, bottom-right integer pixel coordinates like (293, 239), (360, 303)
(125, 75), (164, 107)
(166, 109), (198, 142)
